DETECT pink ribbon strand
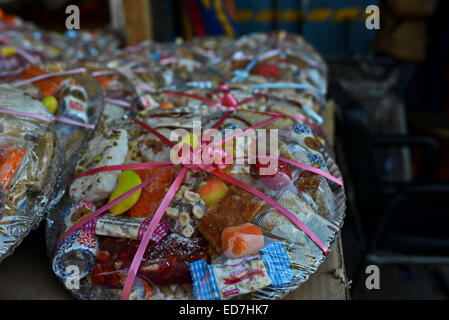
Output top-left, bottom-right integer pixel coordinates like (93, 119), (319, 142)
(120, 166), (188, 300)
(0, 108), (54, 123)
(53, 164), (174, 256)
(55, 116), (95, 129)
(104, 97), (132, 108)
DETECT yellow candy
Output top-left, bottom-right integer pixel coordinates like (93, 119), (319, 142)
(41, 96), (58, 114)
(1, 46), (17, 56)
(108, 170), (142, 216)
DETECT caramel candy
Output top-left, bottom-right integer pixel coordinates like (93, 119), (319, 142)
(198, 185), (264, 252)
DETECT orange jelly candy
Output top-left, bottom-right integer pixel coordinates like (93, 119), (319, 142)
(0, 148), (27, 190)
(95, 75), (112, 91)
(22, 66), (64, 98)
(129, 166), (177, 218)
(221, 223), (264, 259)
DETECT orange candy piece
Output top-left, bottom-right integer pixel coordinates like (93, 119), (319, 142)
(22, 66), (63, 98)
(129, 167), (176, 218)
(158, 101), (175, 110)
(0, 148), (27, 190)
(197, 179), (228, 207)
(221, 223), (264, 259)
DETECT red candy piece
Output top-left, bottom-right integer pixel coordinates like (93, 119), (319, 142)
(252, 63), (280, 78)
(92, 234), (208, 288)
(253, 159), (292, 191)
(97, 250), (110, 263)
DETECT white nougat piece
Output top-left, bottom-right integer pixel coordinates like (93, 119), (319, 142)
(261, 190), (314, 243)
(137, 131), (172, 162)
(70, 129), (128, 202)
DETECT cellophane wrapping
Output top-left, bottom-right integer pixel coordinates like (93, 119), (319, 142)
(35, 29), (346, 300)
(0, 83), (61, 262)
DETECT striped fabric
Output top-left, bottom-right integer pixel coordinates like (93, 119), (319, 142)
(182, 0), (239, 38)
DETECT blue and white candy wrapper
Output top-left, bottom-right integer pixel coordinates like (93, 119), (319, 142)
(190, 241), (293, 300)
(52, 229), (99, 283)
(58, 80), (89, 124)
(52, 201), (99, 283)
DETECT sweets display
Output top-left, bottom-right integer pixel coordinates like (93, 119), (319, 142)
(1, 9), (344, 300)
(0, 11), (107, 261)
(46, 88), (345, 300)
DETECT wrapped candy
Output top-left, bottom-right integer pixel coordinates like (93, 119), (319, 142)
(190, 241), (293, 300)
(82, 213), (169, 241)
(58, 79), (89, 124)
(53, 200), (99, 282)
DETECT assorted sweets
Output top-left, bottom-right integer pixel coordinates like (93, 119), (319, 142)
(0, 11), (107, 261)
(0, 83), (59, 261)
(0, 69), (103, 262)
(0, 9), (343, 300)
(50, 99), (343, 300)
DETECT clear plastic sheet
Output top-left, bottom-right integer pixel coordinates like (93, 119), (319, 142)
(182, 32), (328, 120)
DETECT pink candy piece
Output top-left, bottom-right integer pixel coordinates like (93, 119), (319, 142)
(257, 161), (293, 191)
(260, 171), (293, 191)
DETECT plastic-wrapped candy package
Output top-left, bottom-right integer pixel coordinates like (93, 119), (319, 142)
(46, 96), (345, 300)
(0, 62), (103, 262)
(111, 45), (185, 94)
(58, 29), (121, 63)
(84, 41), (182, 118)
(0, 17), (65, 74)
(5, 63), (104, 165)
(0, 84), (61, 261)
(0, 29), (44, 77)
(0, 10), (121, 78)
(184, 32), (327, 122)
